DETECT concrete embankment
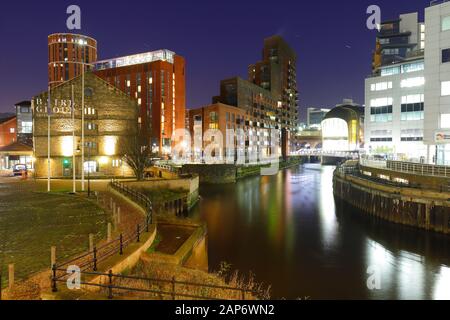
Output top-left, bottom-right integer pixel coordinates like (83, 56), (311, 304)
(181, 157), (304, 184)
(333, 168), (450, 234)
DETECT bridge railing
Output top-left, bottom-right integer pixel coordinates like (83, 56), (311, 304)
(291, 149), (361, 159)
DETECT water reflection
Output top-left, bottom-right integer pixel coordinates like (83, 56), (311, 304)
(192, 164), (450, 299)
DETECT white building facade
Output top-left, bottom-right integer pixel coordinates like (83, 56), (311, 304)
(424, 1), (450, 165)
(365, 60), (427, 160)
(366, 2), (450, 164)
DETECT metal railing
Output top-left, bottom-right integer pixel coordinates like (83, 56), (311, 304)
(110, 179), (153, 218)
(360, 157), (450, 178)
(51, 268), (259, 300)
(386, 161), (450, 178)
(52, 181), (153, 278)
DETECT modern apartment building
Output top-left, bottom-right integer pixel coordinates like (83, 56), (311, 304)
(48, 33), (97, 88)
(248, 35), (299, 131)
(366, 12), (427, 160)
(213, 35), (299, 158)
(188, 103), (248, 162)
(93, 50), (186, 154)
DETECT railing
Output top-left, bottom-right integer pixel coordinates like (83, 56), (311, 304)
(387, 161), (450, 178)
(52, 181), (153, 279)
(291, 148), (361, 159)
(51, 268), (259, 300)
(154, 163), (180, 174)
(360, 157), (450, 178)
(110, 179), (153, 218)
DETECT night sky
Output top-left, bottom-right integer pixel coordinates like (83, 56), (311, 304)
(0, 0), (429, 119)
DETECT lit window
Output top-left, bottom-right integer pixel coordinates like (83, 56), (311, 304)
(10, 128), (15, 134)
(400, 77), (425, 88)
(370, 82), (392, 91)
(441, 114), (450, 129)
(442, 16), (450, 31)
(370, 97), (393, 107)
(149, 77), (153, 84)
(401, 94), (424, 104)
(21, 121), (32, 133)
(138, 98), (142, 105)
(441, 81), (450, 96)
(137, 85), (141, 93)
(127, 80), (131, 87)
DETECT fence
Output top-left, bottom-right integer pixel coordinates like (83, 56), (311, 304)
(386, 161), (450, 178)
(51, 268), (257, 300)
(52, 180), (153, 282)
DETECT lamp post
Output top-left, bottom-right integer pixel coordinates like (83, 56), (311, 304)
(87, 143), (91, 198)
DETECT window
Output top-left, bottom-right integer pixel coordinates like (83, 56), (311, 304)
(443, 49), (450, 63)
(402, 61), (424, 73)
(370, 130), (393, 142)
(400, 77), (425, 88)
(401, 103), (424, 121)
(442, 16), (450, 31)
(370, 82), (392, 91)
(441, 114), (450, 129)
(370, 105), (393, 122)
(401, 129), (423, 141)
(9, 127), (15, 134)
(370, 97), (393, 107)
(112, 159), (122, 168)
(21, 121), (32, 133)
(442, 81), (450, 96)
(83, 161), (97, 173)
(381, 66), (400, 76)
(401, 94), (424, 104)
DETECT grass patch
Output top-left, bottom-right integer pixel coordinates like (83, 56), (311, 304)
(139, 188), (187, 203)
(146, 233), (162, 254)
(0, 186), (108, 288)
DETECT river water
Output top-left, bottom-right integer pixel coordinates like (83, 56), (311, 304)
(191, 164), (450, 300)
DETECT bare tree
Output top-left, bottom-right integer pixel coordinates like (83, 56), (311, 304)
(122, 122), (156, 181)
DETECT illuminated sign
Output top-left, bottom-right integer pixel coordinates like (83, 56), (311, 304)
(32, 98), (75, 116)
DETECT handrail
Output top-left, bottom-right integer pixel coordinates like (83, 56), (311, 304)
(51, 267), (259, 300)
(54, 180), (153, 273)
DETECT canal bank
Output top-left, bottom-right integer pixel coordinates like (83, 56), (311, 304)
(181, 157), (304, 184)
(333, 162), (450, 235)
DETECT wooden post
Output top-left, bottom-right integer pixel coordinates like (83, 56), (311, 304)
(89, 233), (94, 252)
(117, 207), (121, 224)
(8, 264), (14, 290)
(107, 223), (112, 241)
(425, 204), (431, 230)
(51, 246), (56, 268)
(110, 197), (113, 210)
(112, 201), (116, 215)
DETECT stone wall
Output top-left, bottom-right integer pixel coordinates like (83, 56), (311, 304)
(334, 169), (450, 234)
(181, 164), (237, 184)
(33, 73), (138, 178)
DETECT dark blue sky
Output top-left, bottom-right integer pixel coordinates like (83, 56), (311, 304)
(0, 0), (428, 118)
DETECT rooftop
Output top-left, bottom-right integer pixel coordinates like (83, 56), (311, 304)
(93, 49), (176, 70)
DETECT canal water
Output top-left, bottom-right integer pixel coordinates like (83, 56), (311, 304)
(191, 164), (450, 300)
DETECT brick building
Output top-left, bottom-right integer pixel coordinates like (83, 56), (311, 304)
(0, 116), (17, 147)
(32, 73), (138, 178)
(48, 33), (97, 88)
(93, 50), (186, 154)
